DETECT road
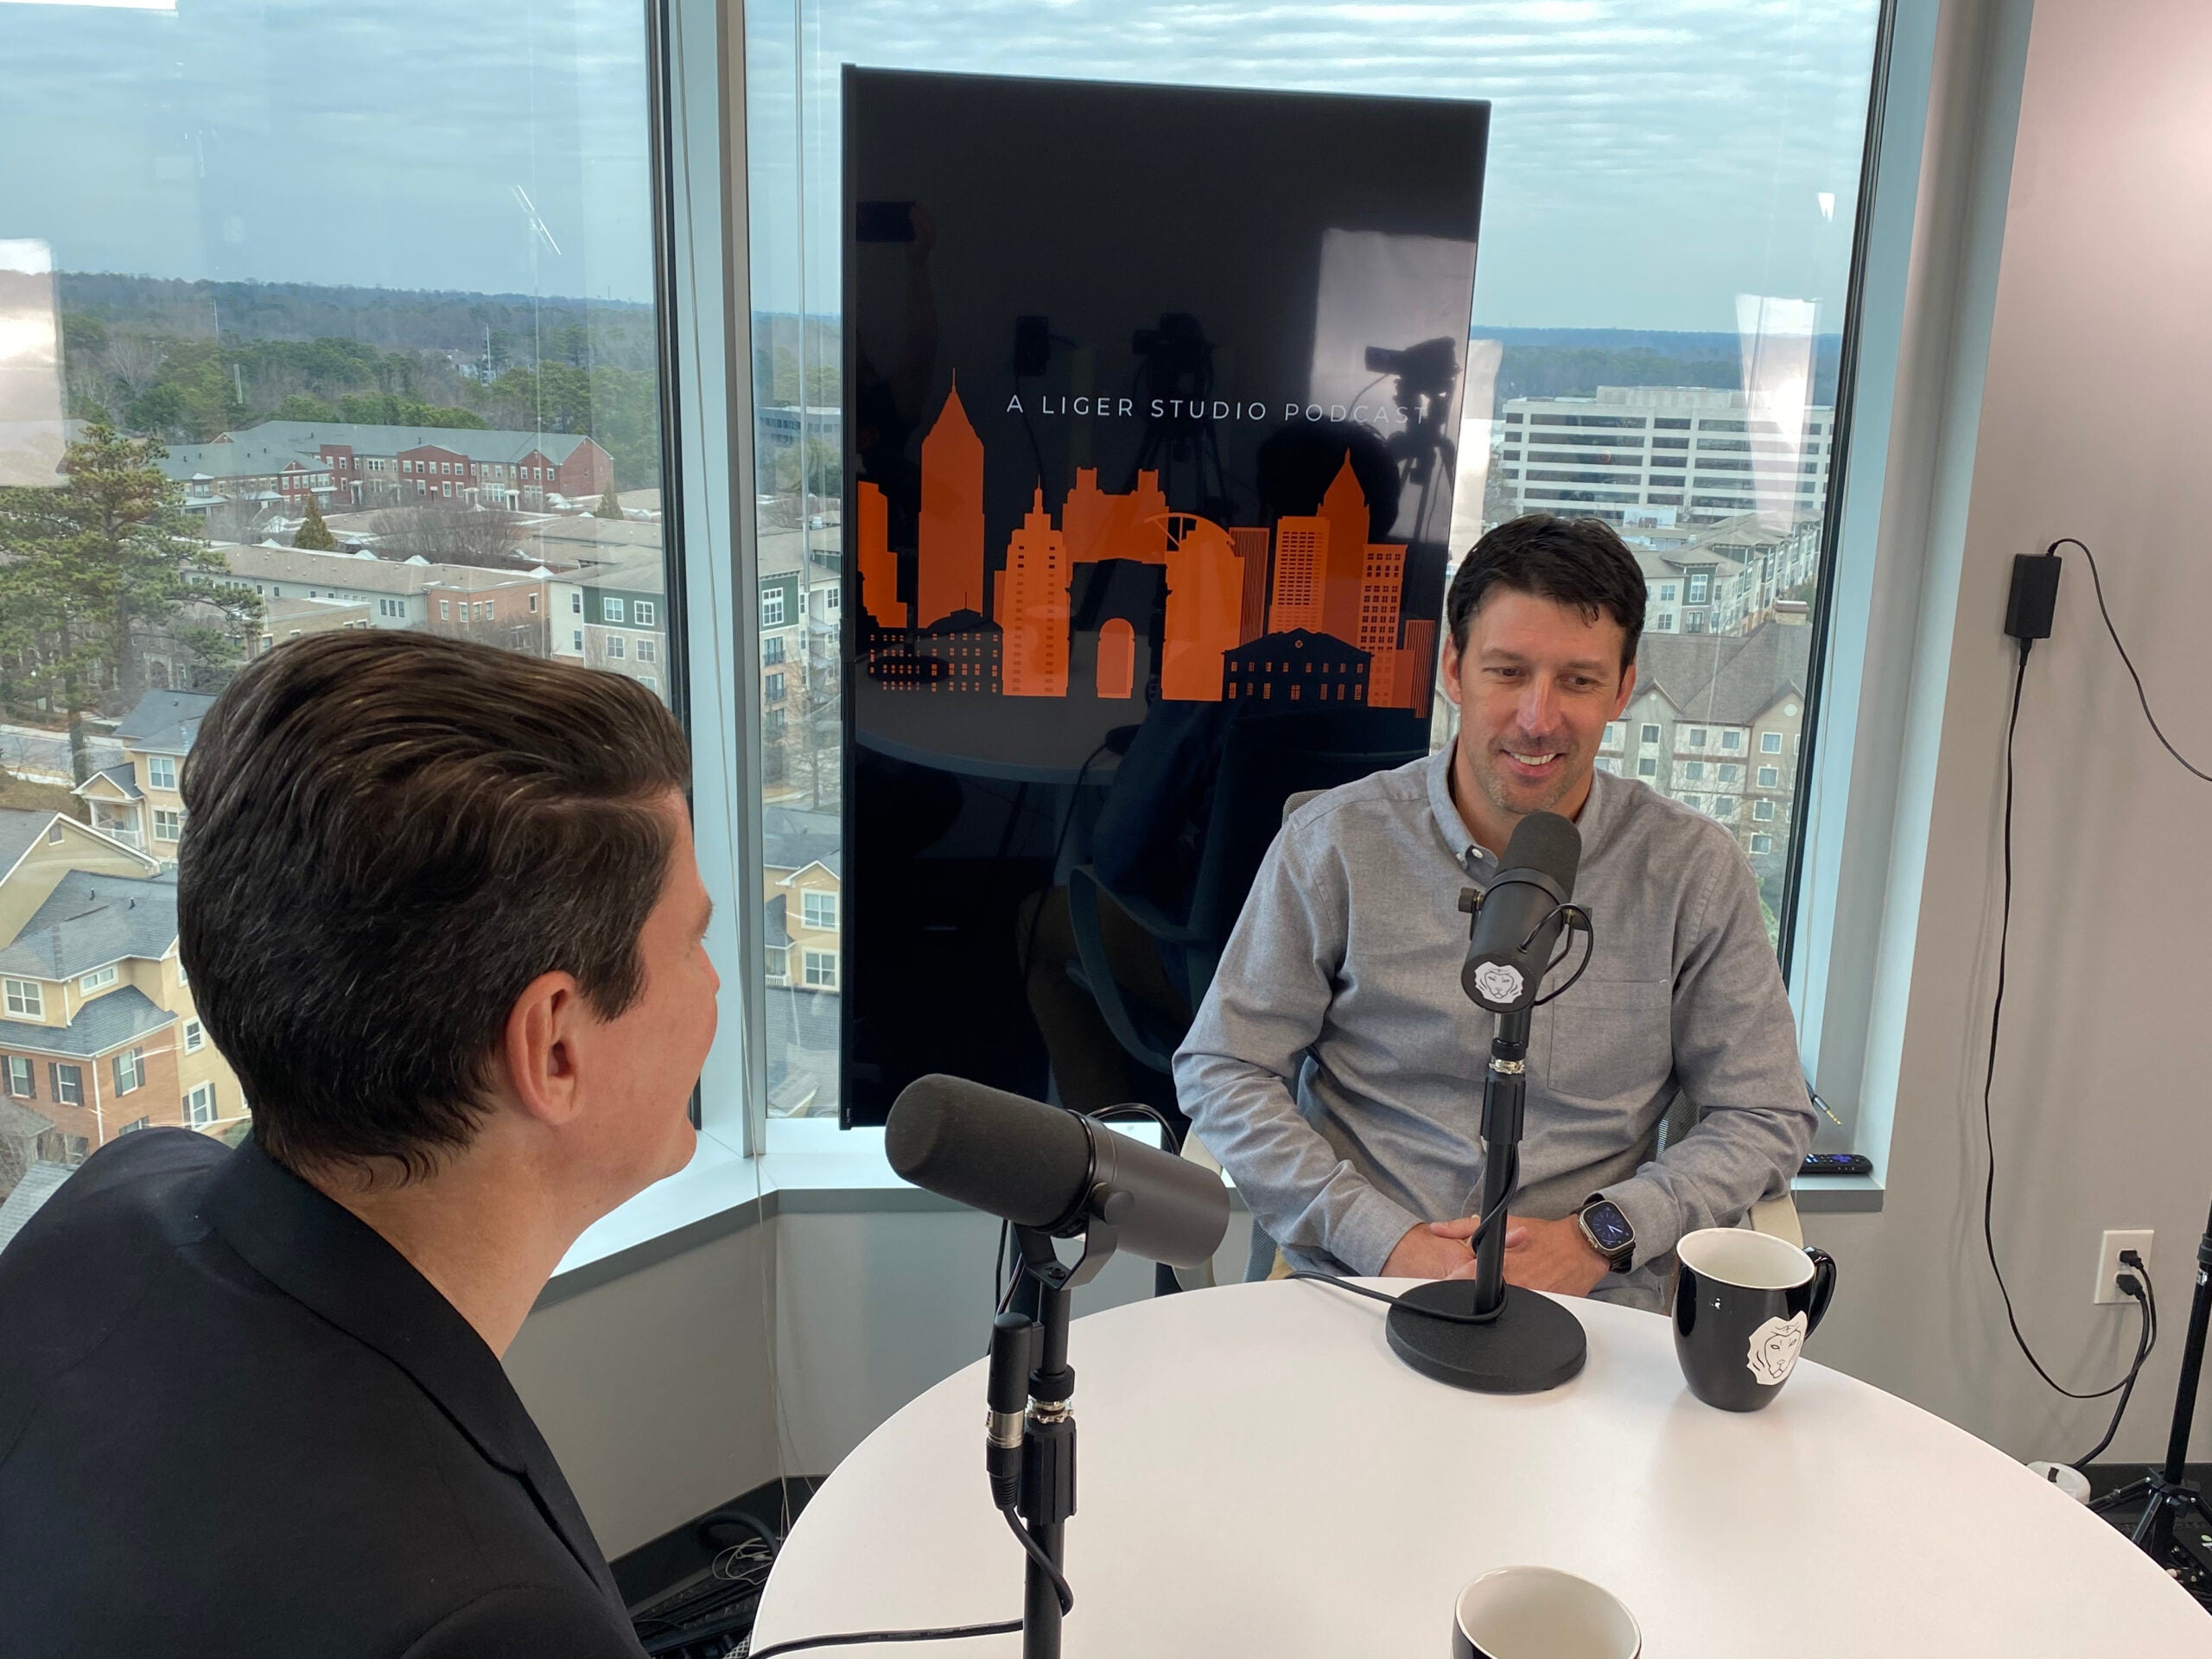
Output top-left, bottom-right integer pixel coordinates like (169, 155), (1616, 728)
(0, 721), (125, 785)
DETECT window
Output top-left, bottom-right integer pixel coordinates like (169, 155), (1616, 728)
(1684, 761), (1704, 781)
(185, 1019), (205, 1054)
(1720, 731), (1741, 752)
(766, 671), (785, 702)
(440, 600), (451, 620)
(1761, 732), (1783, 753)
(147, 754), (178, 790)
(803, 950), (839, 990)
(1718, 765), (1738, 785)
(1750, 834), (1773, 855)
(1657, 583), (1677, 601)
(635, 601), (656, 626)
(4, 979), (41, 1019)
(1639, 723), (1660, 745)
(607, 635), (626, 660)
(573, 630), (586, 652)
(1601, 721), (1624, 747)
(5, 1057), (30, 1099)
(113, 1047), (146, 1096)
(1687, 728), (1707, 748)
(49, 1063), (83, 1105)
(1681, 794), (1703, 811)
(184, 1082), (217, 1128)
(802, 890), (838, 931)
(1754, 799), (1777, 822)
(1758, 766), (1781, 789)
(764, 634), (786, 666)
(1637, 757), (1657, 778)
(1687, 575), (1710, 604)
(118, 1117), (150, 1135)
(154, 809), (183, 842)
(1715, 798), (1738, 818)
(79, 964), (118, 994)
(761, 588), (786, 628)
(638, 638), (658, 664)
(528, 593), (538, 613)
(603, 596), (626, 622)
(45, 823), (61, 844)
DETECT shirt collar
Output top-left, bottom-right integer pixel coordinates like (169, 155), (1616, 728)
(1426, 740), (1621, 875)
(202, 1139), (616, 1596)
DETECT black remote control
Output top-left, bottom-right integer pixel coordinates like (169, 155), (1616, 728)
(1801, 1153), (1873, 1176)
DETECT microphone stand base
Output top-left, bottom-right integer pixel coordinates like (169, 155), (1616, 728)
(1387, 1281), (1587, 1395)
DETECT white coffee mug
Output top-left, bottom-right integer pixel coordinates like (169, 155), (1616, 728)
(1452, 1566), (1641, 1659)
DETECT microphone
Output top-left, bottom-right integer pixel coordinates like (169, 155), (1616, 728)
(886, 1074), (1229, 1268)
(1461, 810), (1581, 1013)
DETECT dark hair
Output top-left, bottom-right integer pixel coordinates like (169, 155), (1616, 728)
(1445, 513), (1647, 669)
(178, 631), (691, 1180)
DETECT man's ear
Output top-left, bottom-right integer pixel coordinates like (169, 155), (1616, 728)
(1439, 632), (1465, 709)
(500, 971), (586, 1129)
(1611, 659), (1637, 719)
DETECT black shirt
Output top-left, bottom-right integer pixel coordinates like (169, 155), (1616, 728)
(0, 1129), (644, 1657)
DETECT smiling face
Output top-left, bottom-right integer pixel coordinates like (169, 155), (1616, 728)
(1440, 585), (1637, 850)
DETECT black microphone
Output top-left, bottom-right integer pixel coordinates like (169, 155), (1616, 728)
(1461, 810), (1582, 1013)
(886, 1075), (1229, 1268)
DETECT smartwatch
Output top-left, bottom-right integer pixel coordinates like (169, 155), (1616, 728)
(1577, 1195), (1636, 1274)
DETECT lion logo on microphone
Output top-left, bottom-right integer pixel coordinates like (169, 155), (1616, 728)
(1745, 1313), (1808, 1387)
(1471, 963), (1524, 1006)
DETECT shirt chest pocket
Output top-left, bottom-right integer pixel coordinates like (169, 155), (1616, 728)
(1541, 978), (1674, 1104)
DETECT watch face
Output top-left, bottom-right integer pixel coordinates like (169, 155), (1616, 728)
(1584, 1202), (1633, 1255)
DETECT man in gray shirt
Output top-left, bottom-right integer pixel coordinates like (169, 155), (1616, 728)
(1175, 515), (1814, 1311)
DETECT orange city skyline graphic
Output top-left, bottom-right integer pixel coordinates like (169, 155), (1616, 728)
(856, 380), (1434, 713)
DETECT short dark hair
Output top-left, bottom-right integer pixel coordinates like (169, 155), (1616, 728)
(178, 632), (691, 1180)
(1445, 513), (1647, 670)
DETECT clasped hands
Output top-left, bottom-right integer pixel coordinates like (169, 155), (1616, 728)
(1381, 1211), (1611, 1298)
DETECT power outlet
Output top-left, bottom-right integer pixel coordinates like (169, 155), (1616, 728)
(2094, 1230), (2154, 1305)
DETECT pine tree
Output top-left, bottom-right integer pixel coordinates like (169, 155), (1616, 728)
(0, 423), (264, 780)
(595, 486), (623, 520)
(294, 495), (336, 550)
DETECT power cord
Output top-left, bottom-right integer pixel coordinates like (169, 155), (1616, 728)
(2070, 1253), (2158, 1471)
(1985, 537), (2201, 1415)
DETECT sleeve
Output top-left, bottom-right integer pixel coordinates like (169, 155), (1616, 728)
(1598, 836), (1818, 1268)
(1172, 814), (1425, 1276)
(400, 1584), (646, 1659)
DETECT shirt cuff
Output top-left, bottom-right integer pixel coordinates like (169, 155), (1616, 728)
(1598, 1178), (1683, 1273)
(1333, 1185), (1427, 1278)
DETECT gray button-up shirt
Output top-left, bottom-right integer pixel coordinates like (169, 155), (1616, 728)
(1173, 747), (1815, 1311)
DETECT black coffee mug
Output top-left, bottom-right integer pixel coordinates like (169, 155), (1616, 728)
(1672, 1227), (1837, 1412)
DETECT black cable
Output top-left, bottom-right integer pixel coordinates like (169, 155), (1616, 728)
(2070, 1264), (2158, 1471)
(1289, 1149), (1520, 1325)
(744, 1617), (1023, 1658)
(738, 1510), (1068, 1657)
(2049, 538), (2212, 783)
(998, 1504), (1074, 1615)
(1981, 642), (2141, 1401)
(1083, 1101), (1179, 1143)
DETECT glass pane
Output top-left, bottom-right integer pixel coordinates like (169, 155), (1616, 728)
(744, 1), (1884, 1122)
(0, 3), (670, 1203)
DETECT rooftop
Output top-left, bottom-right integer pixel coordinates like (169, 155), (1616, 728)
(0, 869), (179, 982)
(0, 1161), (72, 1255)
(1635, 620), (1812, 727)
(220, 419), (597, 467)
(0, 984), (176, 1059)
(115, 689), (218, 754)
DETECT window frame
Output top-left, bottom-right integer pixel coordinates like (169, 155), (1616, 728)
(4, 978), (42, 1019)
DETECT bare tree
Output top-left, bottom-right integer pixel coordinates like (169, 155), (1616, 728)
(100, 334), (168, 400)
(199, 496), (273, 547)
(367, 505), (527, 568)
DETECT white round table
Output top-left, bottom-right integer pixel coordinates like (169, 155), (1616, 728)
(752, 1279), (2211, 1655)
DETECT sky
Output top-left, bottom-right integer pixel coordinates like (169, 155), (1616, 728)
(1, 0), (1882, 332)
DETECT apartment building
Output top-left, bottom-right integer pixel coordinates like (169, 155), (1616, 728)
(73, 690), (213, 861)
(201, 543), (571, 659)
(0, 808), (244, 1246)
(763, 849), (841, 996)
(164, 419), (615, 515)
(1597, 621), (1811, 897)
(1497, 386), (1834, 530)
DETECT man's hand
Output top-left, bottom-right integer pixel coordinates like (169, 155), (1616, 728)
(1500, 1213), (1612, 1298)
(1380, 1212), (1534, 1280)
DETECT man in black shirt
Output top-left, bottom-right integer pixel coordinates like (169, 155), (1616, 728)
(0, 632), (718, 1657)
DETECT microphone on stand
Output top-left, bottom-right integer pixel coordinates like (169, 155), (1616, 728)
(887, 1075), (1229, 1659)
(1389, 810), (1593, 1395)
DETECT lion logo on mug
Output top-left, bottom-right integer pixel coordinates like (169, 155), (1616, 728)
(1745, 1313), (1808, 1387)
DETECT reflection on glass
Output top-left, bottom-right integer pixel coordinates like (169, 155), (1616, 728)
(744, 0), (1886, 1120)
(0, 2), (670, 1217)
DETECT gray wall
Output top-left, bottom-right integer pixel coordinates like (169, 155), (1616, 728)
(1802, 0), (2212, 1465)
(509, 0), (2212, 1561)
